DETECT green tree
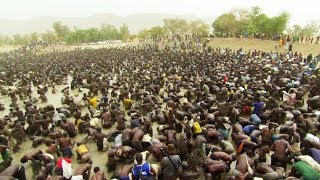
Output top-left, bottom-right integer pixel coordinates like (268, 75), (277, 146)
(269, 12), (290, 35)
(119, 24), (130, 41)
(29, 32), (39, 42)
(0, 34), (5, 46)
(12, 34), (24, 45)
(86, 28), (101, 42)
(65, 29), (84, 44)
(300, 21), (320, 37)
(41, 31), (58, 42)
(137, 26), (166, 40)
(233, 7), (262, 35)
(0, 34), (13, 45)
(250, 6), (262, 17)
(189, 20), (210, 36)
(252, 13), (270, 33)
(100, 24), (119, 40)
(65, 28), (102, 44)
(148, 26), (166, 38)
(137, 29), (150, 40)
(212, 13), (239, 34)
(163, 18), (188, 35)
(52, 21), (70, 41)
(245, 22), (258, 35)
(213, 7), (290, 36)
(5, 36), (13, 45)
(231, 8), (251, 22)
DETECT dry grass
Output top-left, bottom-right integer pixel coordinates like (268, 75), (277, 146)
(209, 38), (320, 56)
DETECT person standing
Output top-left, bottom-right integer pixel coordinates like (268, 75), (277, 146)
(160, 144), (181, 180)
(289, 43), (293, 52)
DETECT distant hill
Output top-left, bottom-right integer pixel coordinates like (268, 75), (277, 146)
(0, 13), (215, 35)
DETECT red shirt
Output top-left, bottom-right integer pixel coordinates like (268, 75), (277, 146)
(223, 75), (229, 83)
(56, 158), (72, 168)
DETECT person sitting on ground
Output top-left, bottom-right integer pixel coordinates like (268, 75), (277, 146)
(73, 161), (92, 180)
(76, 142), (91, 163)
(91, 166), (106, 180)
(0, 164), (27, 180)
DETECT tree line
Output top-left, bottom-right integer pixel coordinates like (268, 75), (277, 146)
(212, 6), (319, 39)
(137, 19), (210, 39)
(0, 6), (319, 46)
(138, 6), (319, 40)
(0, 22), (130, 46)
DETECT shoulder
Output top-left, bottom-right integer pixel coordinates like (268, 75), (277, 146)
(172, 155), (181, 160)
(161, 157), (169, 162)
(142, 162), (151, 168)
(162, 156), (168, 160)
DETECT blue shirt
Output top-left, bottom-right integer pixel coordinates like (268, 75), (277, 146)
(243, 125), (256, 135)
(132, 162), (152, 179)
(131, 118), (141, 128)
(101, 96), (108, 104)
(252, 101), (264, 116)
(309, 148), (320, 163)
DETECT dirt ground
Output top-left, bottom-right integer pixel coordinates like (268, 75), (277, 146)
(208, 38), (320, 56)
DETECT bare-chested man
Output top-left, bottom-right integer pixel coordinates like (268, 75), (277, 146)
(254, 162), (279, 180)
(271, 139), (293, 168)
(58, 132), (74, 158)
(91, 167), (106, 180)
(93, 127), (108, 152)
(73, 161), (92, 180)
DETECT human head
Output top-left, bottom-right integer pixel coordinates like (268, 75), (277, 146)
(93, 167), (100, 173)
(15, 122), (21, 128)
(63, 132), (68, 137)
(135, 153), (143, 165)
(116, 149), (123, 157)
(167, 143), (177, 155)
(20, 156), (29, 163)
(210, 153), (218, 160)
(62, 118), (67, 123)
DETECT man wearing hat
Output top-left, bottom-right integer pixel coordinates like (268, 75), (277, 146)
(160, 143), (181, 180)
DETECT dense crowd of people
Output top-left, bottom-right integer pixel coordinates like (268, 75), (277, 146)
(0, 38), (319, 180)
(213, 32), (320, 44)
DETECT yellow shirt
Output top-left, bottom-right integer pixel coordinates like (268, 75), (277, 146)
(89, 97), (98, 109)
(228, 90), (235, 96)
(77, 144), (89, 155)
(123, 99), (133, 107)
(193, 122), (202, 134)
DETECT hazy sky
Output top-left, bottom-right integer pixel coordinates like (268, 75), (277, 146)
(1, 0), (319, 26)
